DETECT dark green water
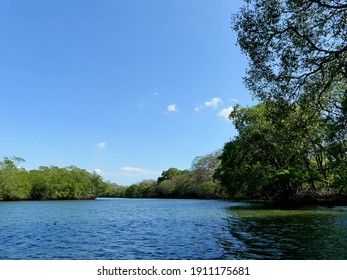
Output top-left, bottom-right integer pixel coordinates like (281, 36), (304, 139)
(0, 198), (346, 259)
(222, 202), (347, 259)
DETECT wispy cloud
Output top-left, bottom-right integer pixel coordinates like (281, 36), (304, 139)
(167, 104), (178, 112)
(204, 97), (222, 108)
(94, 168), (103, 174)
(93, 167), (161, 179)
(195, 97), (223, 112)
(96, 142), (106, 148)
(218, 106), (234, 121)
(120, 167), (161, 176)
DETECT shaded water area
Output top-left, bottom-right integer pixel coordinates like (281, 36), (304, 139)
(0, 198), (346, 259)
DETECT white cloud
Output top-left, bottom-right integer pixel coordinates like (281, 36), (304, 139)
(204, 97), (222, 108)
(120, 167), (161, 176)
(92, 167), (161, 178)
(218, 106), (234, 121)
(94, 168), (103, 174)
(96, 142), (106, 148)
(195, 97), (223, 112)
(167, 104), (178, 112)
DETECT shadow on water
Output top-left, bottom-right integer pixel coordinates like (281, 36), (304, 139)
(1, 199), (347, 259)
(219, 202), (347, 260)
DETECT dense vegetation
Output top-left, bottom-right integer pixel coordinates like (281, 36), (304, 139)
(213, 0), (347, 203)
(0, 153), (226, 201)
(0, 157), (107, 201)
(214, 101), (347, 203)
(102, 152), (227, 199)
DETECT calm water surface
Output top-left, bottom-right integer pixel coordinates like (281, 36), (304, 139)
(0, 198), (346, 259)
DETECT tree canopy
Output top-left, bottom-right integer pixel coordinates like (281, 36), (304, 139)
(215, 101), (347, 202)
(0, 157), (108, 201)
(104, 153), (226, 199)
(233, 0), (347, 101)
(233, 0), (347, 143)
(213, 0), (347, 203)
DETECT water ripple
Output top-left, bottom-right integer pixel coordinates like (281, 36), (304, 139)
(0, 199), (346, 259)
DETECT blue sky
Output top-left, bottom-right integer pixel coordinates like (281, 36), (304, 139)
(1, 0), (255, 185)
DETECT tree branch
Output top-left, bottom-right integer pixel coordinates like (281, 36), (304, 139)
(310, 0), (347, 10)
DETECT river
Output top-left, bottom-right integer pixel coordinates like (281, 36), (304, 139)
(0, 198), (346, 259)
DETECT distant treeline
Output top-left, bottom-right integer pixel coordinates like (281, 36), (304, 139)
(101, 152), (227, 199)
(0, 153), (228, 201)
(0, 157), (107, 201)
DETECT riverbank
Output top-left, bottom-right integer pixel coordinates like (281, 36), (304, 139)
(234, 192), (347, 207)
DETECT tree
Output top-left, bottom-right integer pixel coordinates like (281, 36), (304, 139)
(0, 156), (25, 169)
(224, 0), (347, 202)
(0, 157), (30, 200)
(215, 101), (344, 202)
(0, 157), (110, 201)
(155, 180), (176, 198)
(156, 168), (194, 198)
(137, 180), (156, 197)
(233, 0), (347, 154)
(191, 151), (221, 183)
(233, 0), (347, 101)
(156, 163), (226, 199)
(157, 168), (190, 184)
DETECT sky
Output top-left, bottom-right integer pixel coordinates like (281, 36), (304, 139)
(0, 0), (256, 185)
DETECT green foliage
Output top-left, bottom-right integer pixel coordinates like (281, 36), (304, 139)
(112, 180), (157, 198)
(0, 155), (226, 201)
(154, 159), (226, 199)
(0, 168), (31, 200)
(0, 157), (109, 201)
(154, 155), (227, 199)
(157, 168), (189, 184)
(191, 151), (221, 184)
(155, 179), (176, 198)
(234, 0), (347, 152)
(215, 101), (347, 202)
(101, 183), (127, 197)
(215, 0), (347, 203)
(233, 0), (347, 107)
(104, 153), (227, 200)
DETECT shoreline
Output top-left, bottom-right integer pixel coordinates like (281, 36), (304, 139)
(2, 194), (346, 207)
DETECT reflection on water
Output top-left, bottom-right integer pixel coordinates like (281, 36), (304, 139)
(0, 199), (346, 259)
(220, 202), (347, 259)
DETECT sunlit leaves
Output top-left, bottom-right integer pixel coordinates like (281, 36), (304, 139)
(0, 158), (108, 201)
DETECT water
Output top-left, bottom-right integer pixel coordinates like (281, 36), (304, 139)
(0, 198), (346, 259)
